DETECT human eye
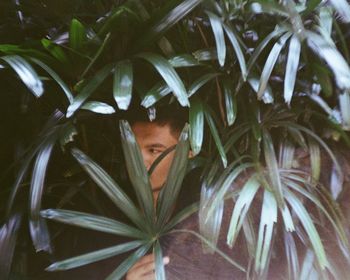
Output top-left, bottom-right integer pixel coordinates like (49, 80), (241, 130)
(148, 148), (162, 155)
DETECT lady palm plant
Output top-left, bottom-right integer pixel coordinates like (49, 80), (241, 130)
(1, 0), (350, 279)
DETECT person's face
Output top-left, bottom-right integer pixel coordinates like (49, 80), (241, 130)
(131, 122), (180, 201)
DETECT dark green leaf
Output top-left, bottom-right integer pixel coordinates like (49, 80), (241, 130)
(189, 98), (204, 156)
(168, 54), (200, 67)
(255, 190), (277, 274)
(69, 19), (86, 50)
(222, 79), (236, 126)
(113, 60), (133, 110)
(157, 125), (190, 227)
(81, 101), (115, 114)
(106, 243), (152, 280)
(204, 107), (227, 167)
(141, 82), (172, 108)
(67, 64), (113, 117)
(284, 34), (301, 105)
(70, 148), (145, 231)
(119, 120), (154, 227)
(258, 32), (291, 99)
(223, 23), (247, 80)
(46, 240), (144, 271)
(206, 11), (226, 67)
(1, 55), (43, 97)
(41, 39), (70, 65)
(41, 209), (145, 239)
(136, 53), (189, 107)
(154, 241), (166, 280)
(188, 73), (220, 97)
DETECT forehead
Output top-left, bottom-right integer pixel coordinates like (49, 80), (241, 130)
(131, 122), (179, 146)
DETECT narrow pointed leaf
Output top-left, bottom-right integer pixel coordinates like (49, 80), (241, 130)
(157, 125), (190, 227)
(46, 240), (144, 271)
(329, 0), (350, 23)
(192, 48), (217, 61)
(168, 54), (199, 68)
(204, 108), (227, 168)
(339, 91), (350, 130)
(255, 190), (277, 273)
(29, 136), (56, 252)
(154, 241), (166, 280)
(222, 79), (236, 126)
(247, 27), (286, 73)
(1, 55), (43, 97)
(30, 58), (74, 103)
(284, 34), (301, 104)
(227, 177), (260, 246)
(248, 77), (274, 104)
(113, 60), (133, 110)
(41, 39), (70, 65)
(41, 209), (145, 239)
(284, 189), (328, 269)
(136, 53), (189, 107)
(188, 73), (220, 97)
(189, 98), (204, 156)
(0, 214), (22, 278)
(67, 64), (113, 117)
(141, 82), (171, 108)
(70, 148), (145, 230)
(284, 232), (300, 280)
(106, 243), (152, 280)
(262, 129), (285, 207)
(119, 121), (154, 225)
(81, 101), (115, 114)
(206, 11), (226, 67)
(223, 23), (247, 80)
(258, 32), (291, 99)
(306, 31), (350, 90)
(69, 19), (86, 50)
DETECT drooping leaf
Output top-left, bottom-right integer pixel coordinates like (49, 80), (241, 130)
(168, 54), (200, 67)
(257, 32), (291, 99)
(154, 241), (166, 280)
(223, 23), (247, 80)
(29, 136), (56, 252)
(262, 128), (285, 207)
(106, 243), (152, 280)
(41, 39), (70, 65)
(0, 214), (22, 278)
(284, 34), (301, 105)
(339, 91), (350, 130)
(306, 31), (350, 91)
(189, 98), (204, 156)
(284, 232), (300, 280)
(204, 107), (227, 168)
(255, 190), (277, 274)
(81, 101), (115, 114)
(141, 82), (171, 108)
(67, 64), (113, 117)
(227, 176), (260, 247)
(113, 60), (133, 110)
(119, 120), (154, 227)
(30, 58), (74, 104)
(222, 79), (236, 126)
(1, 55), (44, 97)
(70, 148), (145, 231)
(284, 189), (329, 269)
(46, 240), (144, 272)
(156, 124), (190, 227)
(188, 73), (220, 97)
(41, 209), (145, 239)
(329, 0), (350, 23)
(206, 11), (226, 67)
(136, 53), (189, 107)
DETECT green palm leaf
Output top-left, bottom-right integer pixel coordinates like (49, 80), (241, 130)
(136, 53), (189, 107)
(113, 60), (133, 110)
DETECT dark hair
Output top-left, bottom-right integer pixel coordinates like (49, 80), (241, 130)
(124, 104), (188, 136)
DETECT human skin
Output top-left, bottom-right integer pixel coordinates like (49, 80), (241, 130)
(126, 122), (180, 280)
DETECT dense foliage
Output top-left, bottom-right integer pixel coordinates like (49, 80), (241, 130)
(1, 0), (350, 279)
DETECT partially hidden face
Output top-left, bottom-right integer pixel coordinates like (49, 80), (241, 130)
(131, 122), (180, 202)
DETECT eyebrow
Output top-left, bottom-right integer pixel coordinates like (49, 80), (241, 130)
(145, 143), (167, 149)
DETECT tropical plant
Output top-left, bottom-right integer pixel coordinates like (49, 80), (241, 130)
(1, 0), (350, 279)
